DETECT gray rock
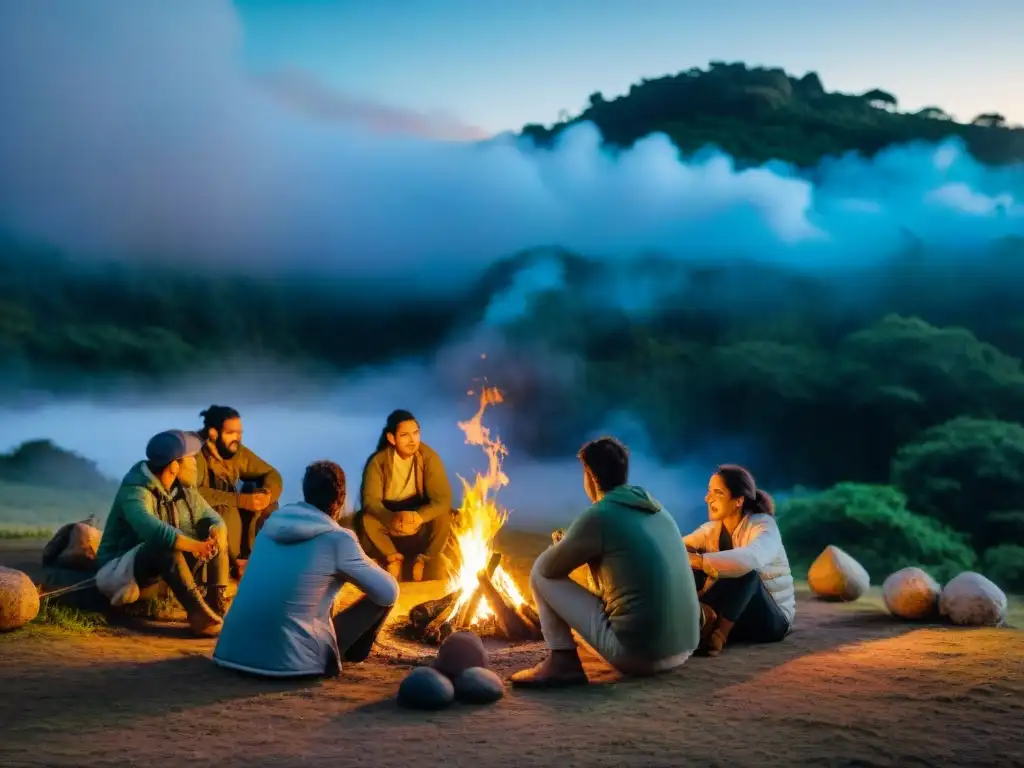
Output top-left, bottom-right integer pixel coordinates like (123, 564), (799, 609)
(939, 572), (1007, 627)
(453, 666), (505, 705)
(397, 666), (455, 710)
(433, 630), (488, 678)
(0, 567), (40, 632)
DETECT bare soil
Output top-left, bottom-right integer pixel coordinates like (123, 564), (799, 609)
(1, 533), (1021, 768)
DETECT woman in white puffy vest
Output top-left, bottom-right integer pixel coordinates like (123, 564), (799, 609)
(682, 464), (795, 656)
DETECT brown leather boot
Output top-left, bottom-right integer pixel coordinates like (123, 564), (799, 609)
(386, 554), (403, 581)
(411, 557), (426, 582)
(510, 649), (588, 688)
(698, 602), (718, 649)
(180, 589), (223, 638)
(205, 585), (231, 618)
(706, 618), (735, 657)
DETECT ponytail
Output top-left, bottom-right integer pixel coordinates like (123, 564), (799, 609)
(716, 464), (774, 516)
(748, 489), (775, 517)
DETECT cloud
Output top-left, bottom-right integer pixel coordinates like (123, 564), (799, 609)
(255, 69), (490, 141)
(0, 0), (1021, 296)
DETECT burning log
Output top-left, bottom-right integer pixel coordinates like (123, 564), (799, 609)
(474, 570), (543, 641)
(406, 551), (543, 644)
(453, 552), (502, 629)
(408, 592), (458, 633)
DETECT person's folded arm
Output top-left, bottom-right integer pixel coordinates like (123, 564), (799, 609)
(238, 446), (284, 503)
(702, 518), (782, 577)
(360, 456), (396, 529)
(335, 532), (399, 607)
(537, 510), (603, 580)
(416, 451), (453, 523)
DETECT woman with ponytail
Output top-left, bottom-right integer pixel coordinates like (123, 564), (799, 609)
(682, 464), (795, 656)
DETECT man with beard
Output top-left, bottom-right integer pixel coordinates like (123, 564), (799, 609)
(96, 430), (229, 637)
(194, 405), (283, 575)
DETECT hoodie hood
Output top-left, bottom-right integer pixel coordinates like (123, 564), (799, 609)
(261, 502), (340, 544)
(121, 460), (167, 496)
(602, 484), (664, 514)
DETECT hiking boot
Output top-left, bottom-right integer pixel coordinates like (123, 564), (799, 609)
(188, 605), (224, 638)
(705, 618), (735, 657)
(510, 649), (588, 689)
(698, 603), (718, 649)
(206, 585), (231, 618)
(178, 587), (224, 638)
(411, 557), (426, 582)
(386, 555), (403, 581)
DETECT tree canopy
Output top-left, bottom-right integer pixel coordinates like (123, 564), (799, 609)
(522, 61), (1023, 167)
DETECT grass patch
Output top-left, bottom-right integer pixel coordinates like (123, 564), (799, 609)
(0, 524), (55, 540)
(34, 602), (108, 632)
(0, 479), (111, 529)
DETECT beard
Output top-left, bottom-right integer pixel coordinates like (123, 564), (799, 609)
(217, 436), (240, 459)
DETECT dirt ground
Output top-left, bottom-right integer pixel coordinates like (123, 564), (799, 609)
(1, 532), (1021, 768)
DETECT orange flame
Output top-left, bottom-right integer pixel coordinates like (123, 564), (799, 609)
(444, 385), (526, 624)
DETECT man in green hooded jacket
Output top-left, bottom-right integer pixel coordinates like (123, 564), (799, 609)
(97, 430), (228, 637)
(510, 437), (700, 688)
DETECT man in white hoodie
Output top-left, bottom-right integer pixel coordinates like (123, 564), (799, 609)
(213, 461), (399, 677)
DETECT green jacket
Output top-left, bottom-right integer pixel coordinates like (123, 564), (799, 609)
(194, 443), (283, 509)
(359, 443), (453, 528)
(539, 485), (700, 659)
(97, 461), (225, 565)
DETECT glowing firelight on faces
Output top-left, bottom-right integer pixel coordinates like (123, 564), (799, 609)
(443, 386), (527, 625)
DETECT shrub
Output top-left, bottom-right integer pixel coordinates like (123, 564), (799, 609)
(777, 482), (976, 583)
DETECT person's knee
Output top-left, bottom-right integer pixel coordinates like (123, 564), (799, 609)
(736, 569), (761, 586)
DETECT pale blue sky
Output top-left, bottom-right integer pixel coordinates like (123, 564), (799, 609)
(236, 0), (1024, 134)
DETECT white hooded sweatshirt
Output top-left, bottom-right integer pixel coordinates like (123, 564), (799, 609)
(213, 502), (399, 677)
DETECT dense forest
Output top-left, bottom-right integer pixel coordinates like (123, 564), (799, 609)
(3, 62), (1024, 590)
(522, 61), (1024, 167)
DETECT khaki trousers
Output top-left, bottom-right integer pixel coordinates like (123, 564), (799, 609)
(529, 547), (691, 677)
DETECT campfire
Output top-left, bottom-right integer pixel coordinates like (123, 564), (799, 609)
(407, 386), (543, 645)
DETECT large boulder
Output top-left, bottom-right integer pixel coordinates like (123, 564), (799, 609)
(939, 572), (1008, 627)
(807, 545), (870, 601)
(453, 667), (505, 705)
(0, 567), (40, 631)
(433, 630), (488, 678)
(882, 567), (941, 620)
(62, 522), (102, 570)
(397, 666), (455, 711)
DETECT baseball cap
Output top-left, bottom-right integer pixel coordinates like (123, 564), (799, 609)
(146, 430), (204, 466)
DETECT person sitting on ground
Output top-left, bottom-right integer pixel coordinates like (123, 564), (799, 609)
(510, 436), (700, 688)
(95, 430), (229, 637)
(683, 464), (796, 657)
(213, 460), (399, 678)
(355, 409), (454, 583)
(193, 405), (283, 575)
